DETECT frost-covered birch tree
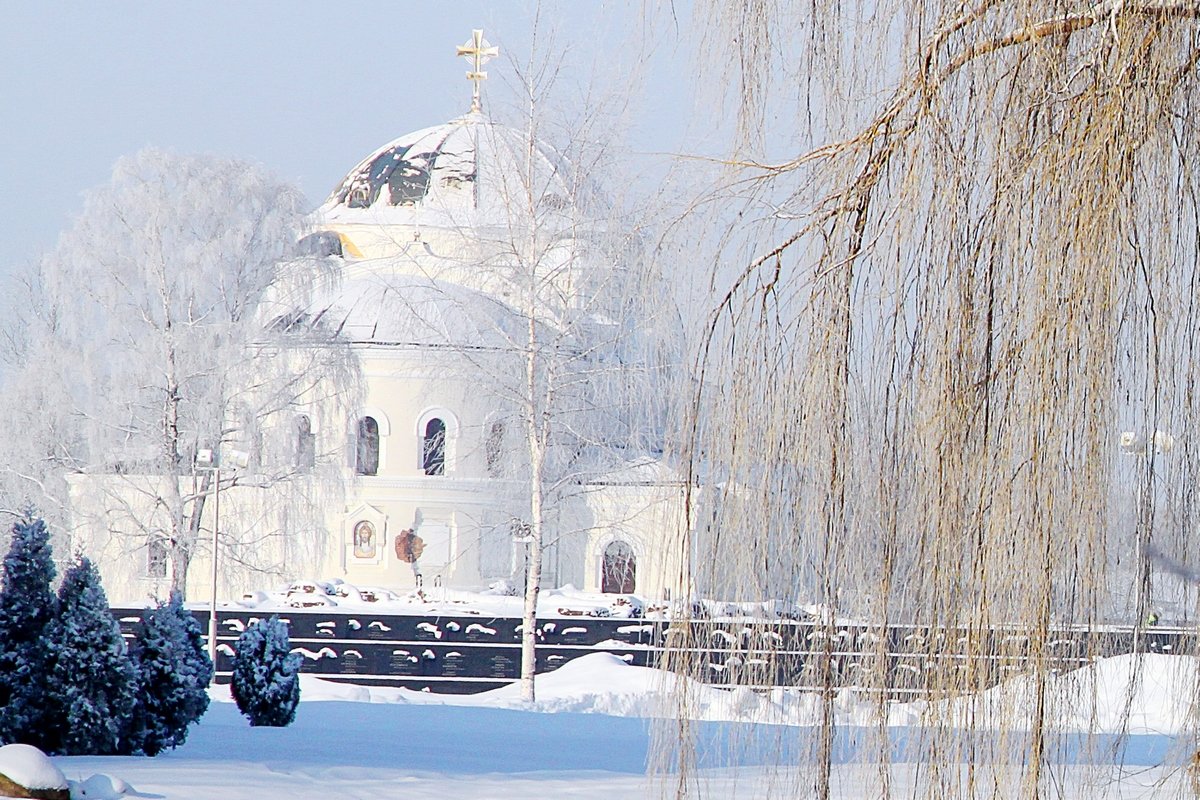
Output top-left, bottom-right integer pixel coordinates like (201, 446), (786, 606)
(494, 44), (682, 704)
(656, 0), (1200, 797)
(0, 148), (359, 598)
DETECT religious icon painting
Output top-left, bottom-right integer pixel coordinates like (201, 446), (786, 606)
(353, 520), (377, 559)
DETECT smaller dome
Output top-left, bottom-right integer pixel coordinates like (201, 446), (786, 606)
(284, 271), (524, 350)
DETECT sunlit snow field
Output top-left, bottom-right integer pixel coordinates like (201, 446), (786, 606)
(42, 653), (1200, 799)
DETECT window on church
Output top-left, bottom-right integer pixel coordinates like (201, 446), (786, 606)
(422, 418), (446, 476)
(356, 416), (380, 476)
(296, 415), (315, 470)
(601, 541), (636, 594)
(146, 537), (168, 580)
(336, 143), (440, 209)
(295, 231), (343, 258)
(486, 420), (505, 477)
(388, 159), (431, 205)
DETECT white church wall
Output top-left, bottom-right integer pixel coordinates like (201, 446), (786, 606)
(67, 474), (304, 605)
(334, 342), (526, 591)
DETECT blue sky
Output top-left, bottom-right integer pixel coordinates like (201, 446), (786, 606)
(0, 3), (698, 277)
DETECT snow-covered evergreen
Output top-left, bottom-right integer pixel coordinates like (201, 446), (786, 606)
(125, 594), (213, 755)
(0, 515), (58, 747)
(42, 556), (137, 755)
(231, 616), (301, 727)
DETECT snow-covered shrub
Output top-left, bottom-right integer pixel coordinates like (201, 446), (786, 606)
(230, 616), (301, 727)
(42, 556), (136, 755)
(124, 594), (212, 756)
(0, 515), (58, 747)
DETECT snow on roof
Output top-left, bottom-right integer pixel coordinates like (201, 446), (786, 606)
(278, 270), (525, 350)
(589, 455), (685, 486)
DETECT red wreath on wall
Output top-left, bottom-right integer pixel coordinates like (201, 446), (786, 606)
(394, 529), (426, 563)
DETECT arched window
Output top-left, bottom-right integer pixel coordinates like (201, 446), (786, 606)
(601, 541), (637, 594)
(295, 415), (315, 470)
(356, 416), (380, 476)
(486, 420), (505, 477)
(422, 418), (446, 476)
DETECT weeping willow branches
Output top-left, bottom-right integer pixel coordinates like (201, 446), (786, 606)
(662, 1), (1200, 796)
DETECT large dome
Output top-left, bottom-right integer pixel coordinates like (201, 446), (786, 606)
(316, 111), (591, 235)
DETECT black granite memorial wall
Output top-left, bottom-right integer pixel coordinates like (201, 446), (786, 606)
(110, 608), (1197, 696)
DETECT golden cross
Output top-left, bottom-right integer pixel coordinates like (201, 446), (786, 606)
(456, 29), (499, 113)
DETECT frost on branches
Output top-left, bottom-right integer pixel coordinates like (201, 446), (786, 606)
(231, 616), (301, 727)
(0, 147), (360, 600)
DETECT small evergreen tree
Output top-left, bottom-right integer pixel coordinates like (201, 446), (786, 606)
(42, 556), (137, 755)
(230, 616), (301, 727)
(0, 514), (58, 747)
(124, 594), (213, 755)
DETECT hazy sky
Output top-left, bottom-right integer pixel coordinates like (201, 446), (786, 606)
(0, 3), (698, 278)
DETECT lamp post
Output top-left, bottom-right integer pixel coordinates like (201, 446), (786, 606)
(195, 447), (250, 678)
(1119, 429), (1175, 629)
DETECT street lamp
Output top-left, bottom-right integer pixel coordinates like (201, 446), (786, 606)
(1119, 429), (1176, 629)
(195, 447), (250, 678)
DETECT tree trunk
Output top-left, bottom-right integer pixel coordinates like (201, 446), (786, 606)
(518, 494), (543, 703)
(519, 309), (547, 704)
(169, 544), (190, 598)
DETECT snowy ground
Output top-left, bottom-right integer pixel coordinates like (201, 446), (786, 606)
(33, 653), (1200, 799)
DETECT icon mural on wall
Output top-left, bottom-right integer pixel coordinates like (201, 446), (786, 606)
(352, 520), (377, 559)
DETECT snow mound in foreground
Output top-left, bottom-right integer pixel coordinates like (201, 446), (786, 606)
(213, 651), (1200, 734)
(471, 652), (681, 717)
(69, 773), (133, 799)
(0, 743), (68, 790)
(214, 652), (791, 722)
(902, 653), (1199, 734)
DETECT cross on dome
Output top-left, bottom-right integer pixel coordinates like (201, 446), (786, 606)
(456, 29), (499, 113)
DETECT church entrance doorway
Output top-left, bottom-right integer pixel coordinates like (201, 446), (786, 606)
(601, 541), (636, 594)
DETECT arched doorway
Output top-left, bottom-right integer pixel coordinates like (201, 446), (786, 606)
(601, 541), (636, 594)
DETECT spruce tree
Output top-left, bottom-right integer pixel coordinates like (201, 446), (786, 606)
(124, 594), (213, 755)
(42, 556), (137, 755)
(0, 515), (58, 747)
(230, 616), (301, 727)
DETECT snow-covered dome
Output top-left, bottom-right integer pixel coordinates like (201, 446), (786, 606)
(285, 271), (524, 350)
(317, 111), (588, 236)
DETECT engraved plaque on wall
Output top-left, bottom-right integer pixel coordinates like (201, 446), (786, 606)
(441, 651), (466, 677)
(488, 653), (516, 679)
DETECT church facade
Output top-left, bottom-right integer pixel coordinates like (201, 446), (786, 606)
(69, 33), (687, 607)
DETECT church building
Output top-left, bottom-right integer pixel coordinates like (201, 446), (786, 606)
(70, 31), (687, 607)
